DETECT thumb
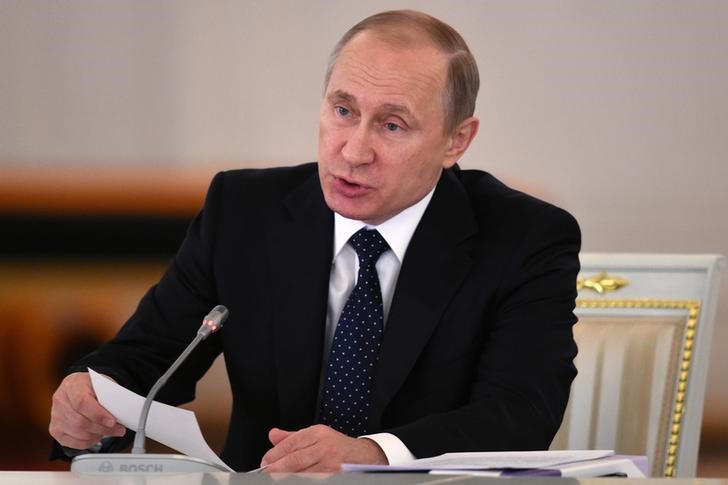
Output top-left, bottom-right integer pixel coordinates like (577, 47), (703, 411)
(268, 427), (293, 446)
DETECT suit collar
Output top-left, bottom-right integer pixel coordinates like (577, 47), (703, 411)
(267, 173), (334, 428)
(370, 167), (478, 427)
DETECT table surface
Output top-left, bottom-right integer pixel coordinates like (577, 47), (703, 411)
(0, 473), (726, 485)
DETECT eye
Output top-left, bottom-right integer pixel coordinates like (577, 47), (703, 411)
(384, 122), (401, 132)
(335, 106), (350, 117)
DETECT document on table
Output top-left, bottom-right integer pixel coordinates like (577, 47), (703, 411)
(88, 368), (233, 471)
(428, 455), (647, 478)
(343, 449), (614, 472)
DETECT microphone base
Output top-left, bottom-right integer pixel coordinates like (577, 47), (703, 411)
(71, 453), (231, 474)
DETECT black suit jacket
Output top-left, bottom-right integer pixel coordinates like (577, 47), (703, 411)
(72, 163), (580, 471)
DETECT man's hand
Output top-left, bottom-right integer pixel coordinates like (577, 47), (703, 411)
(49, 372), (126, 450)
(260, 424), (387, 472)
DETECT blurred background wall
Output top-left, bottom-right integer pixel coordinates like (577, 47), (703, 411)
(0, 0), (726, 475)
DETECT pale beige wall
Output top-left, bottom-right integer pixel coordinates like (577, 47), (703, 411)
(1, 0), (726, 426)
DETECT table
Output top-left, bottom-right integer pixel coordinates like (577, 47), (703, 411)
(0, 473), (726, 485)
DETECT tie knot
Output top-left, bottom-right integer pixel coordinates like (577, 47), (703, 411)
(349, 228), (389, 266)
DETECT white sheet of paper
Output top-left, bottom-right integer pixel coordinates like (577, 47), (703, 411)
(428, 455), (646, 478)
(343, 449), (614, 472)
(89, 368), (233, 471)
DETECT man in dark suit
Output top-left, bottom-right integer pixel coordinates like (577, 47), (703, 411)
(49, 10), (580, 472)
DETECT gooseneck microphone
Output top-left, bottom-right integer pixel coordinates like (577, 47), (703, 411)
(131, 304), (228, 454)
(71, 305), (231, 474)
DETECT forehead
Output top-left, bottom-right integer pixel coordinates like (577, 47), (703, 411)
(327, 31), (448, 113)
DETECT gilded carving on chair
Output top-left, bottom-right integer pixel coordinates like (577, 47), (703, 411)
(577, 272), (629, 294)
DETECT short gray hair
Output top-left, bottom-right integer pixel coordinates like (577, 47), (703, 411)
(324, 10), (479, 134)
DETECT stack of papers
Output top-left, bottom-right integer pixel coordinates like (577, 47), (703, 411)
(343, 450), (647, 477)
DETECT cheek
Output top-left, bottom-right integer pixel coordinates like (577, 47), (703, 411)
(319, 125), (342, 156)
(389, 149), (441, 191)
(317, 138), (335, 171)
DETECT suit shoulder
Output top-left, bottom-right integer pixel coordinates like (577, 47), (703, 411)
(215, 163), (318, 193)
(197, 163), (321, 224)
(451, 166), (579, 232)
(202, 163), (317, 205)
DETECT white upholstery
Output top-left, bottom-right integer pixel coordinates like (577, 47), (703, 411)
(550, 253), (724, 477)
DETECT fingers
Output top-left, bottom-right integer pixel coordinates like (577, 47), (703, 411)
(261, 425), (385, 473)
(262, 426), (321, 471)
(268, 427), (294, 446)
(49, 372), (126, 450)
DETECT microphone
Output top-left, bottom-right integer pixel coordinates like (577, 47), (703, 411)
(132, 304), (228, 454)
(71, 305), (231, 474)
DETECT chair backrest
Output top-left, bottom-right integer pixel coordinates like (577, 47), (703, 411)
(550, 253), (724, 477)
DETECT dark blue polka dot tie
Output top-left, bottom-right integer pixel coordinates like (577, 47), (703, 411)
(319, 228), (389, 436)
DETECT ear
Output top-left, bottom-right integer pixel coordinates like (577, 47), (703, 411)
(442, 116), (480, 168)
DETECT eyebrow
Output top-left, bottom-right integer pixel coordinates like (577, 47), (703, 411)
(327, 90), (356, 106)
(379, 103), (412, 118)
(327, 90), (412, 118)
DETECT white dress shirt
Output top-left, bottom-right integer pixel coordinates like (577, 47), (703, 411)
(325, 187), (435, 465)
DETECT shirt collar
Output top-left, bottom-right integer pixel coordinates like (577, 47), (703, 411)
(333, 186), (436, 263)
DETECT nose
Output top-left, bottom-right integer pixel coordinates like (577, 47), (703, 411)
(341, 124), (374, 166)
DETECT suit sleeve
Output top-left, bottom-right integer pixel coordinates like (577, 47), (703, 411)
(388, 204), (581, 456)
(69, 172), (228, 403)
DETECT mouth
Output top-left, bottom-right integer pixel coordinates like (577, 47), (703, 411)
(331, 175), (372, 197)
(337, 175), (366, 188)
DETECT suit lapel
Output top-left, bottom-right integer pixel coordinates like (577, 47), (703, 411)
(267, 173), (334, 428)
(370, 169), (478, 427)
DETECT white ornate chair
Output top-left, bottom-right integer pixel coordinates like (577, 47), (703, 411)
(550, 253), (724, 477)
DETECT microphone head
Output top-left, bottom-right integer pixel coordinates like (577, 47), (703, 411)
(198, 305), (229, 338)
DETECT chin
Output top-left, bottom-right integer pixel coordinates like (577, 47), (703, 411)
(331, 205), (368, 221)
(326, 199), (369, 222)
(322, 189), (348, 213)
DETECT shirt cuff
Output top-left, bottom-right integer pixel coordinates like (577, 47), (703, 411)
(360, 432), (415, 465)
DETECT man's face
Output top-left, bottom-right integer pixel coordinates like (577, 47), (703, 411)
(318, 31), (458, 225)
